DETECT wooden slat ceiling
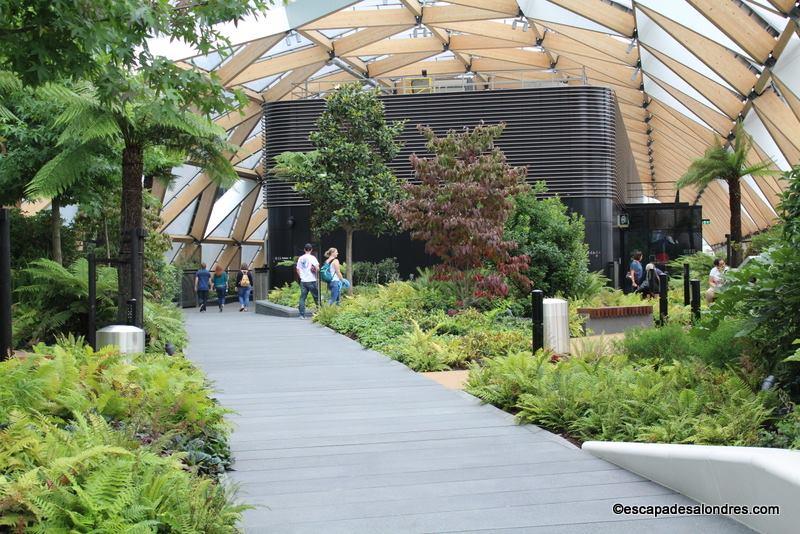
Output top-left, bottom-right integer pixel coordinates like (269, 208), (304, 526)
(166, 0), (799, 263)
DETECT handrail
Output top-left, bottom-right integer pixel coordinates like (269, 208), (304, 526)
(289, 68), (589, 100)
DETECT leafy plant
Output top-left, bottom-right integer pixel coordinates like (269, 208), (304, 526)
(677, 122), (777, 266)
(505, 183), (591, 298)
(391, 123), (529, 301)
(352, 257), (400, 285)
(385, 321), (453, 372)
(0, 411), (244, 531)
(27, 80), (238, 319)
(468, 352), (772, 445)
(143, 300), (187, 353)
(13, 258), (117, 347)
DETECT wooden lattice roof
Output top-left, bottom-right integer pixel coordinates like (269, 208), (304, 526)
(159, 0), (800, 268)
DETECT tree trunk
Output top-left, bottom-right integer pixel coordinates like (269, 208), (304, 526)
(345, 228), (354, 294)
(728, 177), (743, 267)
(50, 196), (62, 265)
(103, 218), (111, 259)
(118, 142), (145, 324)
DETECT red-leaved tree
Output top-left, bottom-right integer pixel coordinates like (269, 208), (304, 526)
(391, 123), (530, 300)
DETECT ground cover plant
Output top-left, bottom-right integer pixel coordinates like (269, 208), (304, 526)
(467, 351), (772, 445)
(0, 336), (243, 530)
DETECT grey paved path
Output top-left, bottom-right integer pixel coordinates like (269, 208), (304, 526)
(185, 309), (749, 533)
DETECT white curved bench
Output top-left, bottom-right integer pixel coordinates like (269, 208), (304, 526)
(583, 441), (800, 533)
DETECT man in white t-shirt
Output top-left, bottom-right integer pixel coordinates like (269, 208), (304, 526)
(296, 243), (320, 318)
(706, 258), (727, 304)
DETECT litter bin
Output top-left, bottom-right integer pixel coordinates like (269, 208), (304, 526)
(543, 298), (570, 354)
(96, 325), (145, 355)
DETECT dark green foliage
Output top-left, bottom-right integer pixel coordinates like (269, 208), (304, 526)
(780, 166), (800, 244)
(0, 0), (267, 104)
(12, 258), (118, 347)
(352, 257), (400, 285)
(6, 208), (78, 270)
(505, 183), (591, 298)
(623, 324), (697, 363)
(704, 165), (800, 391)
(709, 245), (800, 385)
(467, 352), (772, 445)
(622, 321), (749, 369)
(758, 408), (800, 449)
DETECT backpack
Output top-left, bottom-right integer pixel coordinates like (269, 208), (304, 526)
(240, 272), (251, 287)
(320, 261), (333, 283)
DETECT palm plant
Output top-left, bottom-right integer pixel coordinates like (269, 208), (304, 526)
(26, 79), (237, 321)
(677, 122), (776, 266)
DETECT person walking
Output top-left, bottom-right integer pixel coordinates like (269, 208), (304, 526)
(322, 248), (346, 305)
(628, 250), (644, 293)
(236, 263), (254, 312)
(296, 243), (319, 319)
(195, 262), (211, 312)
(212, 264), (228, 312)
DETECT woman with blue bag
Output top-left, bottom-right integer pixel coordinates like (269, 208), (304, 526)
(322, 248), (349, 305)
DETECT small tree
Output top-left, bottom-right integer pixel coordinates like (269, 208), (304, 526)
(505, 182), (590, 297)
(272, 84), (405, 288)
(0, 84), (117, 264)
(677, 122), (777, 266)
(27, 80), (236, 322)
(391, 123), (529, 300)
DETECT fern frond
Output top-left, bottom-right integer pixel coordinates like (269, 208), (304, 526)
(25, 145), (95, 198)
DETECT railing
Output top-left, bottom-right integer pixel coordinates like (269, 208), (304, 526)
(179, 269), (268, 308)
(290, 68), (589, 100)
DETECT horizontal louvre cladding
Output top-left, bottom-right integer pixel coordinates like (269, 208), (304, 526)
(264, 86), (626, 208)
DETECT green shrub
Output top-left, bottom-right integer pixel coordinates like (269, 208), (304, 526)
(758, 408), (800, 449)
(465, 351), (551, 411)
(622, 323), (696, 362)
(0, 340), (231, 476)
(689, 319), (749, 368)
(269, 281), (331, 310)
(468, 352), (772, 445)
(384, 321), (454, 372)
(504, 184), (592, 298)
(709, 244), (800, 388)
(352, 257), (400, 285)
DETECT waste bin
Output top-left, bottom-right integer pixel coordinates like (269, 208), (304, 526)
(96, 325), (145, 355)
(543, 298), (570, 354)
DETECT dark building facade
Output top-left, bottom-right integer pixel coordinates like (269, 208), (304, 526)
(262, 86), (640, 288)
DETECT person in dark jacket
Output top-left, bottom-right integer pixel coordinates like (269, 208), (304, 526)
(235, 263), (254, 312)
(195, 262), (211, 312)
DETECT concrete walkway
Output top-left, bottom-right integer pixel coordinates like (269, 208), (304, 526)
(185, 309), (749, 533)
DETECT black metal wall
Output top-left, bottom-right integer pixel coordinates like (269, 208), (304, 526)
(263, 86), (639, 286)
